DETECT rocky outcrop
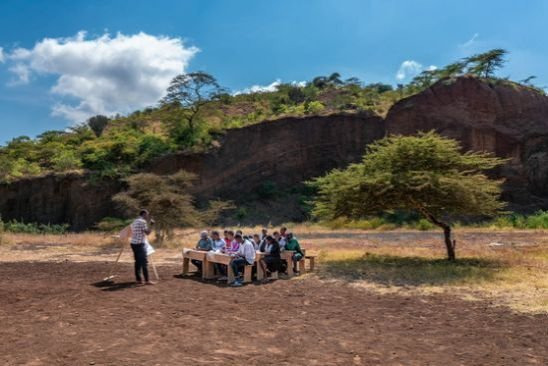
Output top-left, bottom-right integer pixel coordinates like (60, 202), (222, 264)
(386, 76), (548, 211)
(0, 174), (121, 231)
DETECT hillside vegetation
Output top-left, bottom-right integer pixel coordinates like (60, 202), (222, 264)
(0, 49), (541, 183)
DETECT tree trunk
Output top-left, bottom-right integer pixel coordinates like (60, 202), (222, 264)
(417, 209), (456, 260)
(442, 225), (456, 261)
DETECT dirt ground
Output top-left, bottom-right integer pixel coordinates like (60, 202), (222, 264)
(1, 261), (547, 366)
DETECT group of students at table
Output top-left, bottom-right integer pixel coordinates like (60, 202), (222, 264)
(190, 227), (304, 286)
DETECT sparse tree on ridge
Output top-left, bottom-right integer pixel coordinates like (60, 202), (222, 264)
(87, 115), (110, 137)
(465, 48), (508, 78)
(161, 71), (224, 131)
(308, 132), (506, 260)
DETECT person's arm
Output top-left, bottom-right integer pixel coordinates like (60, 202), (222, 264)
(295, 240), (304, 255)
(144, 219), (153, 235)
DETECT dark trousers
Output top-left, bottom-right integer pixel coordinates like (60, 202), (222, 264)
(131, 244), (149, 282)
(231, 258), (250, 277)
(191, 259), (203, 272)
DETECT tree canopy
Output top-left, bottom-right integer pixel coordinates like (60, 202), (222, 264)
(113, 170), (232, 243)
(308, 132), (507, 260)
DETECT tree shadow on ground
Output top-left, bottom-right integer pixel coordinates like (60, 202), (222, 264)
(319, 253), (505, 287)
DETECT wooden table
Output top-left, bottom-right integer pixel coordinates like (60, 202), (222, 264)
(256, 250), (295, 280)
(204, 252), (254, 284)
(181, 248), (208, 279)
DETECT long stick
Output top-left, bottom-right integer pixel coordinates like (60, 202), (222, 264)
(103, 242), (125, 281)
(150, 256), (160, 280)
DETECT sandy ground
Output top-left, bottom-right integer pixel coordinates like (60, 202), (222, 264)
(0, 261), (547, 366)
(0, 229), (547, 365)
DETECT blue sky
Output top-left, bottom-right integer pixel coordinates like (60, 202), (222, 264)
(1, 0), (547, 144)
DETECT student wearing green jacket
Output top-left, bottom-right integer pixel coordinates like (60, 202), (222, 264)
(285, 232), (304, 273)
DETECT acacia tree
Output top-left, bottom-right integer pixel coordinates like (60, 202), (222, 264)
(308, 132), (506, 260)
(465, 49), (508, 78)
(160, 71), (224, 131)
(113, 170), (232, 243)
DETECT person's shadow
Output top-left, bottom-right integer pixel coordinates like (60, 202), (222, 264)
(92, 281), (139, 292)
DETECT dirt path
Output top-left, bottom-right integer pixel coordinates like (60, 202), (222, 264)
(0, 261), (546, 365)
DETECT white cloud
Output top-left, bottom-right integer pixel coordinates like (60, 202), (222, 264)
(459, 33), (479, 49)
(233, 79), (306, 95)
(5, 31), (198, 122)
(0, 47), (4, 63)
(395, 61), (439, 82)
(395, 60), (423, 81)
(234, 79), (282, 95)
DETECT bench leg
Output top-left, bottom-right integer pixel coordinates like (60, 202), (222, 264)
(286, 259), (294, 277)
(309, 257), (315, 272)
(257, 262), (264, 281)
(270, 271), (279, 280)
(298, 258), (306, 273)
(243, 265), (253, 283)
(182, 257), (190, 275)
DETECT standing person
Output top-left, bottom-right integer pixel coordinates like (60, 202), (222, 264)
(259, 236), (281, 282)
(191, 231), (212, 274)
(230, 234), (256, 287)
(130, 209), (155, 285)
(285, 232), (304, 273)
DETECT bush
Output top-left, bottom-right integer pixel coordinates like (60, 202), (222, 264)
(2, 220), (69, 234)
(95, 217), (132, 232)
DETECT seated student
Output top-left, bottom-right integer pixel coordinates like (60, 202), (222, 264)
(230, 234), (256, 287)
(258, 236), (281, 281)
(273, 231), (287, 251)
(192, 231), (212, 273)
(210, 230), (227, 278)
(211, 230), (225, 252)
(280, 226), (288, 238)
(285, 232), (304, 273)
(259, 235), (271, 253)
(223, 230), (239, 254)
(260, 228), (268, 241)
(251, 234), (261, 250)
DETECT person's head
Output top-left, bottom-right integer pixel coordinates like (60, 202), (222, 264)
(261, 228), (268, 235)
(266, 235), (276, 244)
(139, 209), (150, 220)
(223, 230), (228, 238)
(287, 232), (294, 240)
(234, 234), (243, 243)
(280, 227), (287, 236)
(227, 230), (234, 239)
(200, 230), (208, 240)
(236, 230), (243, 236)
(253, 234), (260, 243)
(273, 231), (280, 239)
(212, 230), (220, 240)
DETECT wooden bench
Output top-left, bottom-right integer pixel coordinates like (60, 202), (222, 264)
(204, 252), (253, 284)
(181, 248), (208, 279)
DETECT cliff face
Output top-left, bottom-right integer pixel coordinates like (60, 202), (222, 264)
(385, 76), (548, 211)
(149, 113), (385, 200)
(0, 174), (121, 231)
(0, 113), (385, 229)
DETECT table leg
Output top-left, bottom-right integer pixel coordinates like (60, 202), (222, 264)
(182, 257), (189, 275)
(203, 260), (213, 280)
